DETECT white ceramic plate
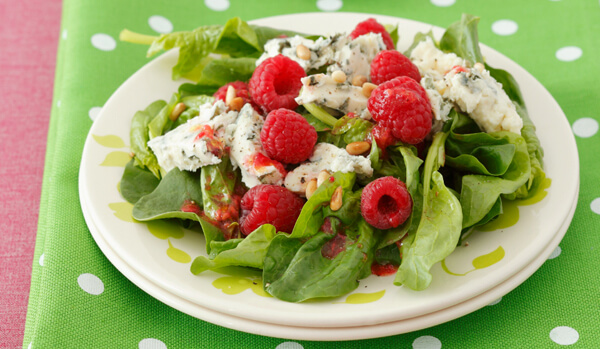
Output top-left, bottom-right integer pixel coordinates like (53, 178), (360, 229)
(80, 176), (577, 340)
(79, 13), (579, 329)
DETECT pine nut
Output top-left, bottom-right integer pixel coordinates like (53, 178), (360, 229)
(346, 141), (371, 155)
(317, 170), (330, 187)
(473, 62), (485, 72)
(332, 70), (347, 83)
(305, 178), (318, 199)
(229, 97), (244, 112)
(169, 102), (187, 121)
(351, 74), (368, 87)
(296, 44), (311, 60)
(362, 83), (378, 98)
(330, 186), (343, 211)
(225, 85), (237, 105)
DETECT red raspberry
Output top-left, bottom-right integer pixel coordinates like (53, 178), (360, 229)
(260, 109), (317, 164)
(370, 50), (421, 84)
(240, 185), (305, 235)
(361, 177), (412, 230)
(368, 83), (432, 144)
(349, 18), (395, 50)
(249, 55), (306, 114)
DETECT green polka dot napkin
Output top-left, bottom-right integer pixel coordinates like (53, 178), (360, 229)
(25, 0), (599, 348)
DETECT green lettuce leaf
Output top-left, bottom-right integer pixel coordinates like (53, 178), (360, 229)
(130, 99), (166, 178)
(394, 132), (463, 291)
(190, 224), (277, 275)
(120, 160), (160, 204)
(263, 219), (377, 302)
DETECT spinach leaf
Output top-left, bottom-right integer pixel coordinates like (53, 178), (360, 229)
(404, 30), (436, 57)
(130, 99), (166, 178)
(263, 219), (378, 302)
(377, 146), (423, 248)
(147, 17), (309, 81)
(331, 115), (374, 145)
(120, 160), (160, 204)
(459, 133), (530, 228)
(290, 172), (356, 239)
(132, 168), (203, 221)
(148, 93), (180, 140)
(301, 112), (332, 132)
(193, 57), (257, 88)
(251, 25), (309, 48)
(486, 65), (546, 200)
(190, 224), (277, 275)
(172, 95), (215, 128)
(303, 103), (339, 128)
(322, 188), (362, 226)
(394, 132), (463, 291)
(439, 13), (484, 64)
(446, 113), (516, 176)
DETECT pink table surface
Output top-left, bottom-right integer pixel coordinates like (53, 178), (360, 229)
(0, 0), (62, 347)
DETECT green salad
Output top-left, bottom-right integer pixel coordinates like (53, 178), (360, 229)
(119, 14), (545, 302)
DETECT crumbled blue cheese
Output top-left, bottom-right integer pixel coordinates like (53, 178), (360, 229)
(255, 34), (346, 71)
(284, 143), (373, 193)
(147, 101), (237, 173)
(327, 33), (386, 80)
(410, 37), (522, 134)
(228, 104), (285, 188)
(295, 74), (371, 119)
(440, 65), (523, 134)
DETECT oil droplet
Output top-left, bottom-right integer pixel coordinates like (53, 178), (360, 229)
(477, 178), (551, 232)
(477, 199), (519, 232)
(100, 151), (131, 167)
(92, 134), (126, 148)
(518, 177), (552, 206)
(166, 239), (191, 263)
(213, 276), (271, 297)
(108, 202), (134, 222)
(472, 246), (505, 269)
(344, 290), (385, 304)
(146, 220), (184, 240)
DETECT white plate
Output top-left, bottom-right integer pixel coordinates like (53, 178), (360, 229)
(79, 13), (579, 329)
(80, 177), (577, 340)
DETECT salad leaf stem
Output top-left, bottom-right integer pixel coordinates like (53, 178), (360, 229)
(303, 103), (339, 128)
(119, 29), (158, 45)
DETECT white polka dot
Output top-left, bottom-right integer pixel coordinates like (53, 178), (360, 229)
(430, 0), (455, 7)
(316, 0), (343, 11)
(204, 0), (229, 11)
(548, 246), (562, 259)
(77, 273), (104, 295)
(89, 106), (102, 121)
(139, 338), (167, 349)
(275, 343), (303, 349)
(39, 253), (45, 266)
(491, 19), (518, 36)
(413, 335), (442, 349)
(556, 46), (582, 62)
(28, 342), (32, 349)
(61, 29), (67, 40)
(56, 100), (61, 108)
(487, 297), (502, 306)
(550, 326), (579, 345)
(91, 33), (116, 51)
(572, 117), (599, 138)
(591, 198), (600, 215)
(148, 15), (173, 34)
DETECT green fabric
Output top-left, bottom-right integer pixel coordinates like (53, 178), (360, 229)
(24, 0), (600, 347)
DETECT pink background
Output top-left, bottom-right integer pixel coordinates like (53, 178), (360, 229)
(0, 1), (62, 347)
